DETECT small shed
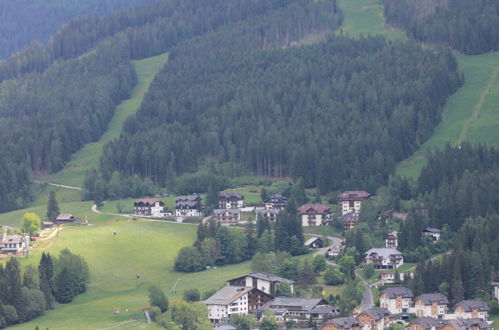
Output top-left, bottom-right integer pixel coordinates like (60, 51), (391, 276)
(304, 237), (324, 249)
(42, 221), (54, 229)
(54, 214), (77, 224)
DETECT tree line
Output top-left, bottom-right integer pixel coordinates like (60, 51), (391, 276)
(0, 250), (89, 328)
(383, 0), (499, 54)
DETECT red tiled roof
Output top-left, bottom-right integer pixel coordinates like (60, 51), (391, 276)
(297, 204), (331, 214)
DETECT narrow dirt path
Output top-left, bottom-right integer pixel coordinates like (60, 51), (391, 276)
(32, 180), (82, 190)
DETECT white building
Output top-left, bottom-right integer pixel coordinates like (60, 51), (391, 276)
(218, 193), (244, 209)
(133, 199), (167, 217)
(227, 272), (295, 296)
(213, 209), (241, 223)
(265, 194), (287, 210)
(365, 248), (404, 269)
(493, 282), (499, 303)
(413, 293), (449, 319)
(423, 228), (442, 241)
(385, 232), (398, 248)
(337, 191), (370, 216)
(205, 286), (272, 322)
(297, 204), (332, 227)
(175, 195), (202, 217)
(0, 233), (29, 255)
(379, 287), (413, 314)
(454, 300), (489, 320)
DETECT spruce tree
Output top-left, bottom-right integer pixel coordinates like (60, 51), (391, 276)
(4, 258), (26, 321)
(300, 259), (316, 288)
(38, 253), (55, 309)
(54, 268), (74, 303)
(46, 191), (60, 222)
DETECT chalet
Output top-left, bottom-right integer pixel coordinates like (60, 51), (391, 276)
(42, 221), (54, 230)
(322, 317), (362, 330)
(213, 209), (241, 223)
(337, 191), (370, 216)
(175, 195), (202, 217)
(364, 248), (404, 269)
(218, 193), (244, 209)
(0, 233), (29, 255)
(441, 318), (493, 330)
(54, 214), (77, 224)
(258, 208), (280, 223)
(228, 272), (294, 296)
(385, 232), (398, 248)
(414, 293), (449, 319)
(407, 317), (442, 330)
(380, 271), (404, 284)
(265, 194), (287, 210)
(305, 237), (324, 249)
(257, 297), (339, 325)
(356, 307), (391, 330)
(341, 213), (359, 230)
(133, 198), (165, 217)
(297, 204), (332, 227)
(327, 246), (343, 258)
(423, 228), (442, 241)
(204, 286), (272, 323)
(454, 300), (489, 320)
(379, 287), (413, 314)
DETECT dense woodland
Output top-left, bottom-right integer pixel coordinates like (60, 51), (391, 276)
(0, 0), (155, 59)
(383, 0), (499, 54)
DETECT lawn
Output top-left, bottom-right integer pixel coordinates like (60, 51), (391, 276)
(337, 0), (404, 40)
(38, 52), (169, 190)
(396, 52), (499, 178)
(490, 314), (499, 329)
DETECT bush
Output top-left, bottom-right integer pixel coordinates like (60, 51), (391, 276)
(148, 307), (161, 321)
(148, 285), (169, 313)
(174, 247), (205, 272)
(183, 288), (200, 302)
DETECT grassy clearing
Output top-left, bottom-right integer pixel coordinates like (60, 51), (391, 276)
(39, 53), (169, 189)
(396, 52), (499, 178)
(490, 314), (499, 329)
(337, 0), (404, 40)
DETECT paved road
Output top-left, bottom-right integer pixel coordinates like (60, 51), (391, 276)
(308, 233), (343, 257)
(355, 269), (374, 311)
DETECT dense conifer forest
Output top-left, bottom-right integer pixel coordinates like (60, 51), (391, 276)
(383, 0), (499, 54)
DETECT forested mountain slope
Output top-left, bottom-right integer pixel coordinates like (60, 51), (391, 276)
(0, 0), (155, 59)
(383, 0), (499, 54)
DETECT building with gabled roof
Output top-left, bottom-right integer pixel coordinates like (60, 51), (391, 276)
(414, 293), (449, 319)
(440, 318), (493, 330)
(365, 248), (404, 269)
(356, 307), (391, 330)
(0, 233), (29, 255)
(338, 191), (370, 216)
(322, 317), (362, 330)
(175, 195), (202, 217)
(204, 286), (272, 322)
(380, 287), (413, 314)
(385, 231), (398, 248)
(341, 212), (359, 230)
(265, 194), (287, 210)
(228, 272), (294, 296)
(297, 204), (332, 227)
(219, 193), (244, 209)
(423, 227), (442, 241)
(454, 300), (489, 320)
(134, 198), (166, 217)
(213, 208), (241, 223)
(407, 317), (443, 330)
(55, 213), (77, 224)
(305, 237), (324, 249)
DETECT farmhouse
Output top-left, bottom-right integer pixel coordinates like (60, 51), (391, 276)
(337, 191), (370, 216)
(218, 193), (244, 209)
(213, 209), (241, 223)
(305, 237), (324, 249)
(55, 213), (77, 224)
(379, 287), (413, 314)
(228, 272), (294, 296)
(356, 308), (391, 330)
(423, 228), (442, 241)
(204, 286), (272, 323)
(42, 221), (54, 229)
(133, 198), (165, 216)
(0, 233), (29, 255)
(265, 194), (287, 210)
(454, 300), (489, 320)
(385, 231), (398, 248)
(175, 195), (202, 217)
(322, 317), (362, 330)
(414, 293), (449, 319)
(364, 248), (404, 269)
(257, 297), (339, 325)
(341, 213), (359, 230)
(297, 204), (332, 227)
(407, 317), (442, 330)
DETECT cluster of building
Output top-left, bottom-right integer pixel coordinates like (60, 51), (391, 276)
(133, 195), (202, 218)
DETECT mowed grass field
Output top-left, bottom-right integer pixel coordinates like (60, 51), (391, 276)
(396, 52), (499, 178)
(337, 0), (404, 40)
(40, 52), (169, 189)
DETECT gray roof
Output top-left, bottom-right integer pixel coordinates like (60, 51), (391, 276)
(219, 192), (244, 199)
(416, 293), (449, 305)
(304, 237), (323, 246)
(176, 201), (199, 208)
(446, 318), (493, 330)
(423, 227), (442, 233)
(260, 297), (327, 312)
(455, 300), (489, 312)
(248, 272), (295, 284)
(204, 286), (253, 306)
(409, 317), (442, 329)
(365, 248), (403, 258)
(257, 209), (281, 215)
(56, 214), (75, 220)
(175, 195), (200, 202)
(324, 317), (361, 329)
(215, 326), (237, 330)
(0, 233), (26, 244)
(213, 208), (241, 215)
(359, 308), (390, 321)
(310, 304), (339, 314)
(381, 287), (413, 299)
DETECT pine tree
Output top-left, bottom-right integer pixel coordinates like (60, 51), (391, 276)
(38, 252), (55, 309)
(54, 268), (74, 303)
(256, 213), (270, 238)
(46, 191), (60, 222)
(205, 182), (219, 213)
(4, 258), (26, 321)
(300, 259), (316, 288)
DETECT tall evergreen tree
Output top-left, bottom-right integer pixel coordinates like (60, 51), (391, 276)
(38, 252), (55, 309)
(46, 191), (60, 222)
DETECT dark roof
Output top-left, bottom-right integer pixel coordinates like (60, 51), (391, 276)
(175, 195), (200, 202)
(359, 308), (390, 321)
(219, 192), (244, 200)
(324, 317), (361, 329)
(409, 317), (442, 329)
(423, 227), (442, 233)
(342, 212), (359, 223)
(380, 287), (413, 299)
(259, 297), (327, 312)
(134, 198), (163, 206)
(337, 191), (371, 201)
(56, 214), (76, 221)
(446, 318), (493, 330)
(304, 237), (323, 246)
(310, 304), (338, 314)
(365, 248), (403, 258)
(455, 300), (489, 312)
(297, 204), (331, 214)
(248, 272), (295, 284)
(415, 293), (449, 305)
(176, 201), (199, 208)
(213, 208), (241, 215)
(266, 194), (287, 202)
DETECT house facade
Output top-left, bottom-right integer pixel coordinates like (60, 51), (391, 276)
(440, 318), (493, 330)
(297, 204), (332, 227)
(0, 233), (29, 255)
(213, 209), (241, 223)
(379, 287), (413, 314)
(407, 317), (442, 330)
(414, 293), (449, 319)
(385, 232), (398, 248)
(175, 195), (202, 217)
(258, 297), (339, 325)
(218, 193), (244, 209)
(322, 317), (363, 330)
(228, 272), (294, 296)
(257, 209), (280, 223)
(133, 199), (165, 216)
(423, 228), (442, 241)
(341, 213), (359, 230)
(205, 286), (272, 322)
(356, 308), (391, 330)
(364, 248), (404, 269)
(305, 237), (324, 249)
(454, 300), (489, 320)
(380, 271), (404, 284)
(337, 191), (371, 216)
(265, 194), (287, 210)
